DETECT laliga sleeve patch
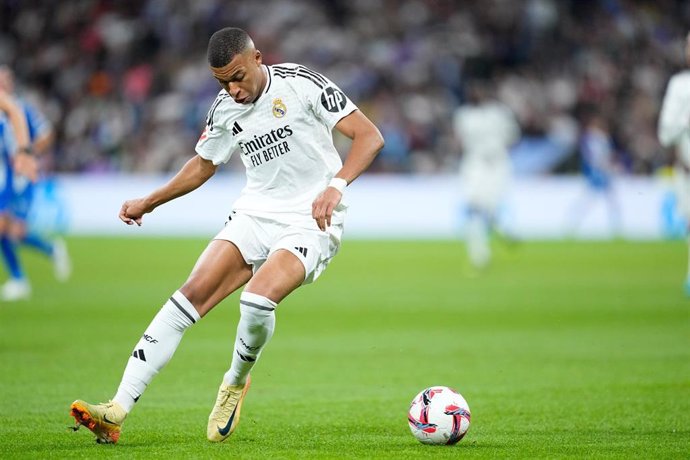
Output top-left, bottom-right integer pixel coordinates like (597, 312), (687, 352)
(320, 87), (347, 113)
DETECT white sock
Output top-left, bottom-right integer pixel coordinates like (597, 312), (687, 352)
(467, 212), (490, 268)
(113, 290), (200, 412)
(223, 291), (276, 386)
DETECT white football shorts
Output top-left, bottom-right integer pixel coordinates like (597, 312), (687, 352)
(461, 157), (511, 212)
(213, 212), (344, 285)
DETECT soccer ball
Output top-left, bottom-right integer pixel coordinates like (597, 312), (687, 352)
(407, 386), (471, 445)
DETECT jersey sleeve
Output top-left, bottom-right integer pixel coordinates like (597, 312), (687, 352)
(195, 93), (236, 165)
(295, 66), (358, 130)
(658, 73), (690, 147)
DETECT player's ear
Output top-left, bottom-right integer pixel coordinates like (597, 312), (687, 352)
(255, 50), (262, 65)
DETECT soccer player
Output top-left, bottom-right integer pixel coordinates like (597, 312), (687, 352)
(0, 79), (38, 300)
(658, 31), (690, 294)
(453, 79), (520, 269)
(0, 66), (70, 301)
(69, 27), (384, 444)
(566, 110), (621, 238)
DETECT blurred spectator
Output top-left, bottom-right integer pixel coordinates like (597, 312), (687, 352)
(0, 0), (687, 175)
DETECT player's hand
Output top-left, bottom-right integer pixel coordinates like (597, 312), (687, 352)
(12, 153), (38, 183)
(119, 198), (152, 226)
(312, 187), (342, 231)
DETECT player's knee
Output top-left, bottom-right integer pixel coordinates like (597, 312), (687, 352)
(9, 222), (26, 240)
(0, 215), (9, 235)
(241, 286), (278, 305)
(241, 290), (276, 305)
(178, 281), (211, 314)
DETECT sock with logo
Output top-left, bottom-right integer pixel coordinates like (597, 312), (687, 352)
(113, 290), (200, 412)
(223, 291), (276, 386)
(1, 236), (24, 279)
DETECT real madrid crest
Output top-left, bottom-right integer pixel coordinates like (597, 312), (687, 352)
(272, 98), (287, 118)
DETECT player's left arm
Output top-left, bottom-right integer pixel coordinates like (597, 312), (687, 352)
(312, 110), (384, 231)
(332, 110), (385, 183)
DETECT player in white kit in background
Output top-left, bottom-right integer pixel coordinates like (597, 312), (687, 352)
(658, 31), (690, 295)
(453, 80), (521, 269)
(69, 27), (384, 444)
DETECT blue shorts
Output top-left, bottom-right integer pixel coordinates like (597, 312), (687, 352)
(11, 174), (34, 221)
(0, 164), (34, 221)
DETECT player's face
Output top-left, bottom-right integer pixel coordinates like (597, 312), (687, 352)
(210, 49), (266, 104)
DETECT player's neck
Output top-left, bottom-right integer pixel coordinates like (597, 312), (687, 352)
(254, 65), (268, 103)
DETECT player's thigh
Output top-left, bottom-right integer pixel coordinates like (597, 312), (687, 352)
(180, 239), (253, 317)
(8, 217), (27, 240)
(244, 249), (305, 303)
(0, 211), (9, 234)
(245, 224), (343, 303)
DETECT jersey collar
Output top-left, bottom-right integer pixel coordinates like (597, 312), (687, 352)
(254, 65), (271, 104)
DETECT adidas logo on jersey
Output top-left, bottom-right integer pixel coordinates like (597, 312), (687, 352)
(294, 247), (308, 257)
(231, 121), (243, 136)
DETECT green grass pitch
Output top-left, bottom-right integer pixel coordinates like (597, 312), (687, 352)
(0, 238), (688, 458)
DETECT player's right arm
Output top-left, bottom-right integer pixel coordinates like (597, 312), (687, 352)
(0, 92), (35, 179)
(119, 154), (217, 226)
(0, 92), (30, 149)
(121, 91), (236, 226)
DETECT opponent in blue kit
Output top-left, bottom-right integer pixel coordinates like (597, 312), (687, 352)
(0, 66), (70, 301)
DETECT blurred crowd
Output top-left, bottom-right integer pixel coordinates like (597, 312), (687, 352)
(0, 0), (688, 175)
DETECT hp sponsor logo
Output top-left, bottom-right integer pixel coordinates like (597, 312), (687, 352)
(320, 87), (347, 113)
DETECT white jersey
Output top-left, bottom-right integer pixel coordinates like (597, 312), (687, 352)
(453, 101), (520, 165)
(658, 70), (690, 169)
(196, 63), (358, 228)
(453, 101), (520, 211)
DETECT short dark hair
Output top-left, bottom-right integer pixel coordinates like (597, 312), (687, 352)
(207, 27), (252, 67)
